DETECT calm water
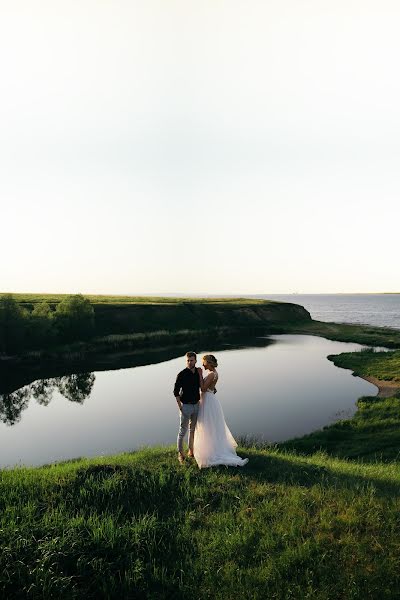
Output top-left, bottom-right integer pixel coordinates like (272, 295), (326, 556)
(156, 292), (400, 328)
(0, 335), (377, 468)
(251, 294), (400, 329)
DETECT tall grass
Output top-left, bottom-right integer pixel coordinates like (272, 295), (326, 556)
(1, 445), (400, 599)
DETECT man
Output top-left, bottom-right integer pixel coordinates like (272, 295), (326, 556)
(173, 351), (216, 463)
(174, 351), (200, 463)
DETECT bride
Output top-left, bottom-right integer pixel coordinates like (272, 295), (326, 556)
(193, 354), (249, 469)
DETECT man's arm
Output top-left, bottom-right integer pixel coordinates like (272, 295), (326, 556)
(173, 371), (183, 411)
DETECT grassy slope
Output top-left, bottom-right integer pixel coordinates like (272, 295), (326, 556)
(1, 447), (400, 600)
(279, 394), (400, 462)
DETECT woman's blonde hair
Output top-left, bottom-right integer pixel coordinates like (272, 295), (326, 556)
(202, 354), (218, 368)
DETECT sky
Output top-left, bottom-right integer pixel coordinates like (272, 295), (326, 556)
(1, 0), (399, 295)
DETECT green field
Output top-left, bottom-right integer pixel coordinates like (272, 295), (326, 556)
(0, 293), (275, 306)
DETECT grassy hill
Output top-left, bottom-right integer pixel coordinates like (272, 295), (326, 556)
(1, 443), (399, 600)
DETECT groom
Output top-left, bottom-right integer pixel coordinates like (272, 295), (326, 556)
(174, 351), (200, 463)
(174, 351), (217, 463)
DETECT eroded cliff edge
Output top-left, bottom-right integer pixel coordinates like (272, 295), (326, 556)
(93, 300), (312, 335)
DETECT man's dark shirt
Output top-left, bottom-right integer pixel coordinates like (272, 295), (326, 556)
(173, 368), (200, 404)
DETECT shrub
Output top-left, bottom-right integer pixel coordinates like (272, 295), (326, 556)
(0, 294), (29, 354)
(54, 295), (95, 342)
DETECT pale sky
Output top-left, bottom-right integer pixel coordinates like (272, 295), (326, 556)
(1, 0), (399, 294)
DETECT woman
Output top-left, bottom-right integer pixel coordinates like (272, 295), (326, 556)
(193, 354), (249, 469)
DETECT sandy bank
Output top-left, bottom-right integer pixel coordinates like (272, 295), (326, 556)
(360, 374), (400, 398)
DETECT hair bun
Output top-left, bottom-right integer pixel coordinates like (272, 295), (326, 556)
(203, 354), (218, 367)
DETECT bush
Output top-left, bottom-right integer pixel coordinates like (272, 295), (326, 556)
(0, 294), (29, 354)
(28, 301), (55, 346)
(54, 295), (95, 342)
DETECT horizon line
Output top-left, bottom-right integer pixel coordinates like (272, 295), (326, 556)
(1, 291), (399, 296)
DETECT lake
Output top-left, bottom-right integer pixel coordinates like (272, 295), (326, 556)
(0, 334), (377, 468)
(251, 293), (400, 329)
(150, 293), (400, 329)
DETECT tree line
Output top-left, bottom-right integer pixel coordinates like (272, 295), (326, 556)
(0, 294), (95, 355)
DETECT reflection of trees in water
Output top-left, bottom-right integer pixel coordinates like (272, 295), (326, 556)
(54, 372), (95, 404)
(0, 388), (30, 426)
(0, 372), (95, 425)
(31, 379), (57, 406)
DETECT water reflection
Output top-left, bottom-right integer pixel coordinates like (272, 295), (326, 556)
(0, 332), (274, 398)
(0, 372), (95, 426)
(55, 373), (95, 404)
(0, 388), (31, 426)
(0, 335), (379, 467)
(31, 379), (56, 406)
(0, 334), (273, 427)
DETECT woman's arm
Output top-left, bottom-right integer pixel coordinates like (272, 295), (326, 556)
(197, 367), (205, 392)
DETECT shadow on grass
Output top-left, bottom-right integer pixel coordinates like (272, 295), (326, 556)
(116, 446), (400, 500)
(237, 450), (400, 498)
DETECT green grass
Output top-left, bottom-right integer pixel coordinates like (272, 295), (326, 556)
(327, 348), (400, 382)
(0, 293), (277, 306)
(282, 319), (400, 349)
(1, 446), (400, 599)
(279, 395), (400, 462)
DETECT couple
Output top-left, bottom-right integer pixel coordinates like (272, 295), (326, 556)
(173, 351), (249, 469)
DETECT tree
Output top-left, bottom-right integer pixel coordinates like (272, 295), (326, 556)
(0, 295), (28, 354)
(32, 301), (52, 319)
(54, 294), (95, 342)
(29, 301), (55, 346)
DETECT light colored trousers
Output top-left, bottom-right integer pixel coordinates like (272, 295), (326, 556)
(177, 402), (199, 453)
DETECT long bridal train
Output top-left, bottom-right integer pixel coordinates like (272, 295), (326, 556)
(194, 389), (249, 469)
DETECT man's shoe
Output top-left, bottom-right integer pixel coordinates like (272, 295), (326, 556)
(188, 450), (194, 458)
(178, 452), (185, 464)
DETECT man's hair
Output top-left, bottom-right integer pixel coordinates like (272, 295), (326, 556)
(186, 351), (197, 359)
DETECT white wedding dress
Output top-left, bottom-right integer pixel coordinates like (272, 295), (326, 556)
(194, 370), (249, 469)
